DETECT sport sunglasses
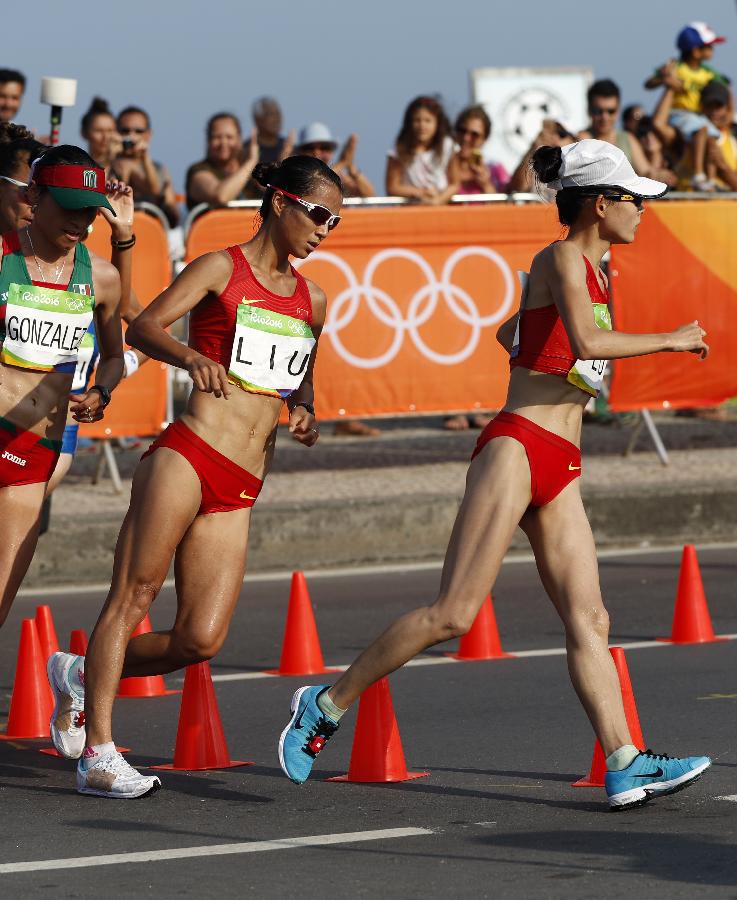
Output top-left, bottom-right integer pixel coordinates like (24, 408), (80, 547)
(269, 186), (341, 230)
(603, 192), (645, 209)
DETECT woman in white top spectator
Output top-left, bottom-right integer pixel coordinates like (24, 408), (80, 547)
(385, 96), (457, 204)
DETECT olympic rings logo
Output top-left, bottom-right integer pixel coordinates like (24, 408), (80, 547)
(295, 247), (514, 369)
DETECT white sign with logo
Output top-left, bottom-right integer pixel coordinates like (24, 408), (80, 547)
(470, 66), (593, 177)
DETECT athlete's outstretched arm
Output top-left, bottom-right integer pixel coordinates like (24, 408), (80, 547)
(126, 251), (234, 398)
(548, 242), (708, 361)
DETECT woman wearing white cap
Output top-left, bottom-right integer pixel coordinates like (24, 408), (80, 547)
(279, 139), (712, 811)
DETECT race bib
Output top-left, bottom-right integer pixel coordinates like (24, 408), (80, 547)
(1, 282), (94, 373)
(71, 326), (98, 392)
(566, 303), (611, 396)
(228, 303), (315, 399)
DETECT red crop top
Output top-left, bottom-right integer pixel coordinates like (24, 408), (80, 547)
(510, 254), (609, 377)
(188, 245), (313, 367)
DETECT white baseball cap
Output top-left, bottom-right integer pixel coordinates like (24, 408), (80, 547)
(689, 21), (726, 46)
(296, 122), (337, 150)
(546, 139), (668, 198)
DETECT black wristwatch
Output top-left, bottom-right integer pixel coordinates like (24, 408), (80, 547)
(89, 385), (112, 408)
(291, 401), (315, 416)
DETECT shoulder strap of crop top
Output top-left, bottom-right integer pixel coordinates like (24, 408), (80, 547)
(225, 244), (248, 272)
(581, 254), (608, 304)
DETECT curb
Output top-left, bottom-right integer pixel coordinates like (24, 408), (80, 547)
(25, 483), (737, 589)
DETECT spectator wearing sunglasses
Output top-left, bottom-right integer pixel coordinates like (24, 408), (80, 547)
(295, 123), (375, 199)
(577, 80), (651, 177)
(113, 105), (179, 226)
(0, 127), (45, 232)
(0, 69), (26, 125)
(448, 105), (509, 196)
(386, 96), (458, 204)
(186, 112), (260, 210)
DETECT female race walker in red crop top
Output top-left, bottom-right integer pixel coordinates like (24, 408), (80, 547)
(64, 157), (344, 800)
(280, 141), (713, 812)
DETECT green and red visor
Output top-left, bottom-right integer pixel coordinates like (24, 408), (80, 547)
(32, 164), (115, 215)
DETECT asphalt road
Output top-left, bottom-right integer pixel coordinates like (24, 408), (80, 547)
(1, 546), (736, 899)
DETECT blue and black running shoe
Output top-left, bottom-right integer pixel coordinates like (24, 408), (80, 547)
(278, 685), (339, 784)
(606, 749), (711, 811)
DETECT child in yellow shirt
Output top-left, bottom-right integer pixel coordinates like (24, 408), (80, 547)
(646, 22), (730, 190)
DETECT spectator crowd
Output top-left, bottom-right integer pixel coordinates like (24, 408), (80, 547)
(1, 20), (734, 230)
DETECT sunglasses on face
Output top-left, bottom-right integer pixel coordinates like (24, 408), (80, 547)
(591, 106), (619, 116)
(0, 175), (27, 188)
(456, 126), (485, 141)
(302, 143), (334, 153)
(604, 192), (644, 209)
(270, 186), (341, 230)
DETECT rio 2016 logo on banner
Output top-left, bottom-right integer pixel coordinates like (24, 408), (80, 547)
(295, 247), (515, 369)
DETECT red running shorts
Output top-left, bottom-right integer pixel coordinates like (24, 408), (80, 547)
(472, 411), (582, 507)
(141, 419), (263, 515)
(0, 418), (61, 487)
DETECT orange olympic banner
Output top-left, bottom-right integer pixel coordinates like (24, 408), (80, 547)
(80, 210), (171, 437)
(609, 200), (737, 411)
(187, 204), (561, 417)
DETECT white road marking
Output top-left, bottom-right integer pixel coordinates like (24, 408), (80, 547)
(17, 541), (737, 597)
(0, 827), (434, 874)
(715, 795), (737, 802)
(207, 635), (737, 684)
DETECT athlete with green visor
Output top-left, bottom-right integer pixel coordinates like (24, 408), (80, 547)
(0, 144), (123, 628)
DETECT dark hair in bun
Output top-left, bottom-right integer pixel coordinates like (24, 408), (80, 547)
(531, 144), (594, 227)
(254, 155), (343, 221)
(531, 145), (562, 184)
(80, 97), (114, 135)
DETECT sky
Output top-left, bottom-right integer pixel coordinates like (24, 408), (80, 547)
(10, 0), (737, 198)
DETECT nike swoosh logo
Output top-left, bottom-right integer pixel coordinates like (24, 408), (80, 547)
(568, 464), (581, 471)
(633, 767), (664, 778)
(240, 491), (257, 500)
(294, 706), (307, 730)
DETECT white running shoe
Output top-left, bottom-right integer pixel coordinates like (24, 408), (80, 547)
(47, 651), (86, 759)
(77, 749), (161, 799)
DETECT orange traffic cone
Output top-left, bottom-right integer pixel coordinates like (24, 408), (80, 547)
(68, 629), (88, 656)
(445, 595), (515, 660)
(35, 605), (60, 663)
(328, 678), (429, 783)
(117, 614), (179, 698)
(0, 619), (54, 740)
(573, 646), (646, 787)
(657, 545), (727, 645)
(151, 661), (251, 770)
(265, 572), (339, 676)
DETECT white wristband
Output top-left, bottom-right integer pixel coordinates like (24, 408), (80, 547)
(123, 349), (139, 378)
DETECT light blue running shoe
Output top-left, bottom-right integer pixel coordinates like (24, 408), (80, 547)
(278, 685), (339, 784)
(606, 749), (711, 811)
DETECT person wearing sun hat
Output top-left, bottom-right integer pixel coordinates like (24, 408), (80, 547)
(645, 21), (731, 190)
(278, 138), (712, 812)
(0, 143), (124, 630)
